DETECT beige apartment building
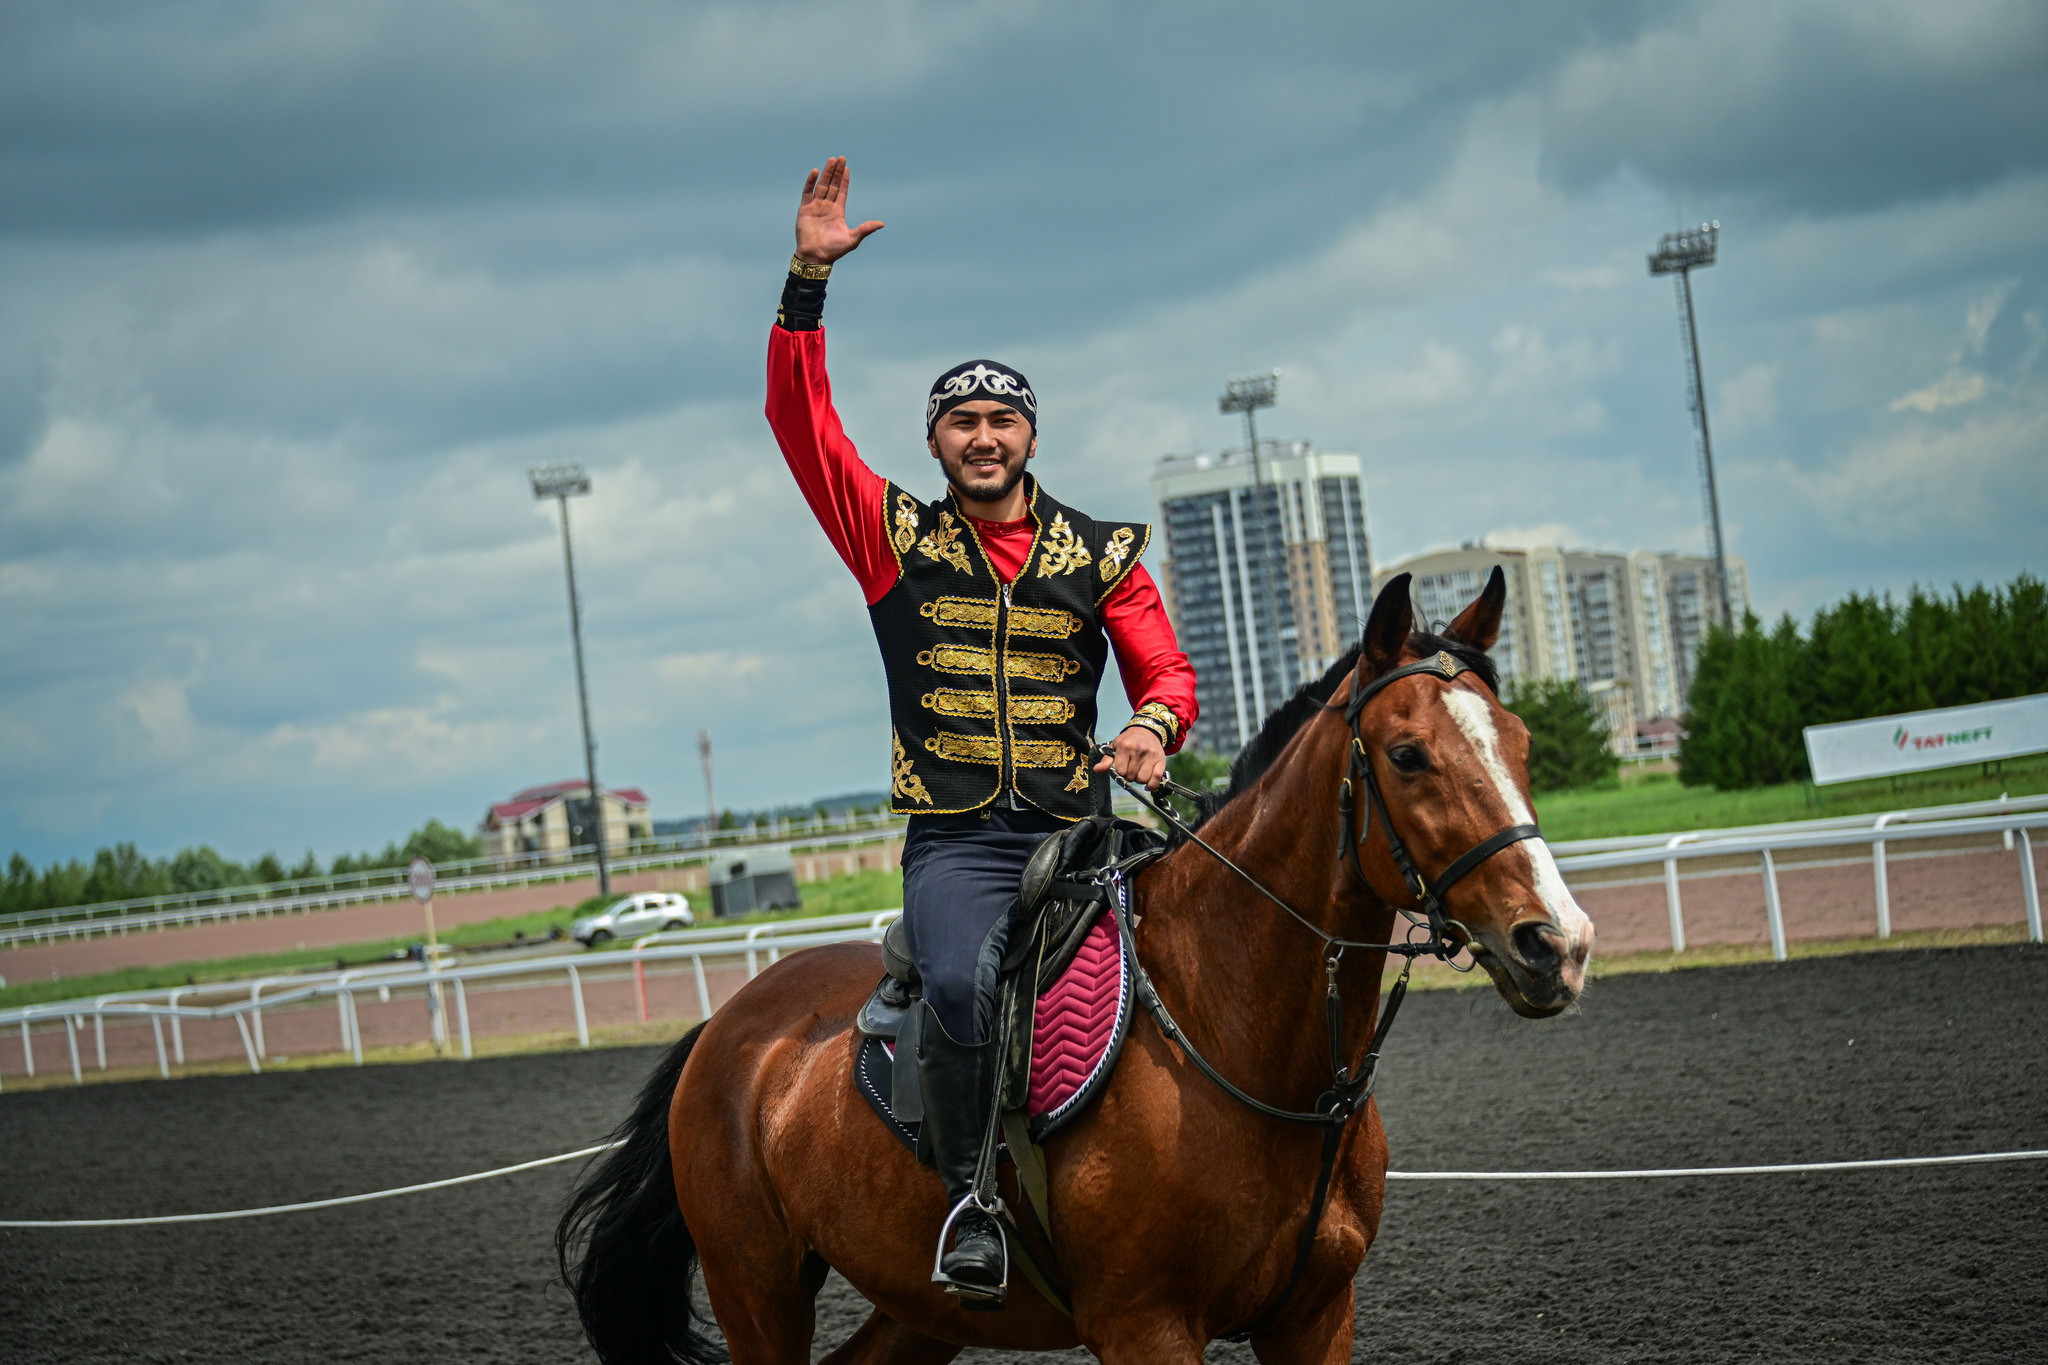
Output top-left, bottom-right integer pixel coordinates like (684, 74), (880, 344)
(480, 779), (652, 863)
(1373, 544), (1750, 747)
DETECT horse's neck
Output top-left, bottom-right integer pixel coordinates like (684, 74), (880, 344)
(1137, 727), (1397, 1098)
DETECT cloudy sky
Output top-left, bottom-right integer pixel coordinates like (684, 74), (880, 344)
(3, 0), (2043, 866)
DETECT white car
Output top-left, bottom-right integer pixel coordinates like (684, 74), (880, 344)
(572, 892), (693, 945)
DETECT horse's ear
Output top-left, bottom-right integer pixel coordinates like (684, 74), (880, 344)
(1444, 565), (1507, 653)
(1362, 573), (1415, 675)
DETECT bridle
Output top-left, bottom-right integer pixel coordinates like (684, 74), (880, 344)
(1334, 649), (1544, 966)
(1101, 647), (1544, 1339)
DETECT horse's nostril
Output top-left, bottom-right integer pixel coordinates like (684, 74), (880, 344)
(1511, 921), (1564, 972)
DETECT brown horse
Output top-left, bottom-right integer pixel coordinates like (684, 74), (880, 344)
(559, 569), (1594, 1364)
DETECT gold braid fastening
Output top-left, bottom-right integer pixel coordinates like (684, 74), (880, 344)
(789, 254), (833, 280)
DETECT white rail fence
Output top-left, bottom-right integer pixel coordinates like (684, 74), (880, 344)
(0, 822), (907, 949)
(6, 797), (2047, 1090)
(1553, 803), (2048, 957)
(0, 911), (900, 1089)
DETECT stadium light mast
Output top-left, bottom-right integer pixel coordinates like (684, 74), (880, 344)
(1219, 371), (1286, 698)
(1648, 221), (1734, 629)
(529, 461), (611, 897)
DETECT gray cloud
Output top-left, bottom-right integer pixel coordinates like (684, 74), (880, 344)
(2, 0), (2042, 863)
(1541, 0), (2048, 214)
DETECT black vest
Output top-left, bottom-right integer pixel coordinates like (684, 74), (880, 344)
(870, 476), (1150, 820)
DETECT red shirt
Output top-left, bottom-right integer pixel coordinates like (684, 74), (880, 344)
(765, 325), (1197, 750)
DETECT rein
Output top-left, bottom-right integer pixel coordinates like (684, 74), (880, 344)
(1099, 649), (1544, 1340)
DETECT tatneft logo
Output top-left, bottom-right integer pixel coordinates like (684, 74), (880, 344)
(1893, 724), (1993, 752)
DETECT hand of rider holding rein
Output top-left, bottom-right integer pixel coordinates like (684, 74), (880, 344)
(790, 157), (1171, 792)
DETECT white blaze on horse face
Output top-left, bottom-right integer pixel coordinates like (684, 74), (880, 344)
(1439, 688), (1594, 949)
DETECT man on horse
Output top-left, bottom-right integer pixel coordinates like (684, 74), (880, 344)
(765, 156), (1197, 1304)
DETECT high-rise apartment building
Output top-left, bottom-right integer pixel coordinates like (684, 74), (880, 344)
(1374, 544), (1749, 727)
(1150, 443), (1372, 753)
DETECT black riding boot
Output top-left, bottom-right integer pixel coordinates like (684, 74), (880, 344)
(915, 1005), (1007, 1308)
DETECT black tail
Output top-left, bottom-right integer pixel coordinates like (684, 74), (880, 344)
(557, 1023), (726, 1365)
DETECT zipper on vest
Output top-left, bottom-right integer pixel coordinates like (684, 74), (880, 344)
(996, 581), (1018, 808)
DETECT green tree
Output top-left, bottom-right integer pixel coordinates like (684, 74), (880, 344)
(1165, 747), (1233, 820)
(400, 818), (482, 866)
(1506, 678), (1619, 792)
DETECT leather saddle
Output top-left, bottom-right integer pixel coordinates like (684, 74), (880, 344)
(856, 815), (1166, 1136)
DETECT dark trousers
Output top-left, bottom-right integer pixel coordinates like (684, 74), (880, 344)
(900, 804), (1066, 1045)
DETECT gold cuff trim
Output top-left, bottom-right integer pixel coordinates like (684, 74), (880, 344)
(1124, 702), (1182, 746)
(789, 254), (833, 280)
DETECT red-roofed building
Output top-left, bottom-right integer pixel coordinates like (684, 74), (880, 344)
(481, 780), (651, 863)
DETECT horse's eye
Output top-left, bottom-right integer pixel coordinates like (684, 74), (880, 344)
(1387, 745), (1427, 773)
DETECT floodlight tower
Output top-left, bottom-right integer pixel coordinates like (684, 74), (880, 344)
(529, 461), (611, 897)
(1648, 221), (1734, 629)
(1219, 371), (1287, 699)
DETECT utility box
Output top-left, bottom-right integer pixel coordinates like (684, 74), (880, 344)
(708, 848), (802, 918)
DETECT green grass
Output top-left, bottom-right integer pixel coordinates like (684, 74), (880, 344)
(0, 868), (907, 1008)
(1530, 754), (2048, 842)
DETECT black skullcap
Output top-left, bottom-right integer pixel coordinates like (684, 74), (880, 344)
(926, 359), (1037, 435)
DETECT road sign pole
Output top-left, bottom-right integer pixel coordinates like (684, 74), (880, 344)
(409, 858), (446, 1053)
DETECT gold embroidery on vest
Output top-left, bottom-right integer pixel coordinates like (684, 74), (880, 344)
(891, 729), (932, 805)
(1035, 513), (1092, 577)
(1007, 695), (1075, 725)
(918, 643), (996, 677)
(925, 732), (1002, 765)
(920, 688), (997, 719)
(1063, 760), (1093, 793)
(892, 492), (919, 555)
(1004, 603), (1083, 639)
(1009, 650), (1082, 682)
(920, 596), (1000, 630)
(1099, 526), (1135, 583)
(923, 733), (1073, 768)
(917, 644), (1079, 683)
(916, 511), (973, 575)
(1010, 738), (1074, 768)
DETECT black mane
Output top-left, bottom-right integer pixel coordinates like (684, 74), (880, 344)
(1183, 630), (1499, 832)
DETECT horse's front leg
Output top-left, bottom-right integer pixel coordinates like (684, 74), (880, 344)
(1248, 1284), (1355, 1365)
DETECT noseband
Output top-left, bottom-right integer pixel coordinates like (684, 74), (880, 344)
(1336, 649), (1544, 965)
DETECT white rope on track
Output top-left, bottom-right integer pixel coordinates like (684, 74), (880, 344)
(3, 1144), (2043, 1229)
(0, 1142), (622, 1228)
(1386, 1148), (2048, 1181)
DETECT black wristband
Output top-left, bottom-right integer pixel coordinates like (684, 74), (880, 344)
(777, 271), (828, 331)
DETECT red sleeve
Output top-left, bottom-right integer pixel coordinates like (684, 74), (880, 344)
(765, 326), (900, 606)
(1101, 564), (1198, 753)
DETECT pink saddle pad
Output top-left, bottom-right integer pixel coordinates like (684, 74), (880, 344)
(1025, 910), (1129, 1126)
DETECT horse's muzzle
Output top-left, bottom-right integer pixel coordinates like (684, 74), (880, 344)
(1475, 914), (1589, 1018)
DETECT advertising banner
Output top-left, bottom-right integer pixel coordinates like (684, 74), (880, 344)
(1804, 693), (2048, 786)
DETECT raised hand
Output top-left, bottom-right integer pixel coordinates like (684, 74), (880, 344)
(795, 156), (884, 266)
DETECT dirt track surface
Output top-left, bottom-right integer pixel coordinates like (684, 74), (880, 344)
(3, 945), (2044, 1363)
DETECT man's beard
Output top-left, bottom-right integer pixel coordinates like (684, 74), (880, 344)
(945, 455), (1028, 507)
